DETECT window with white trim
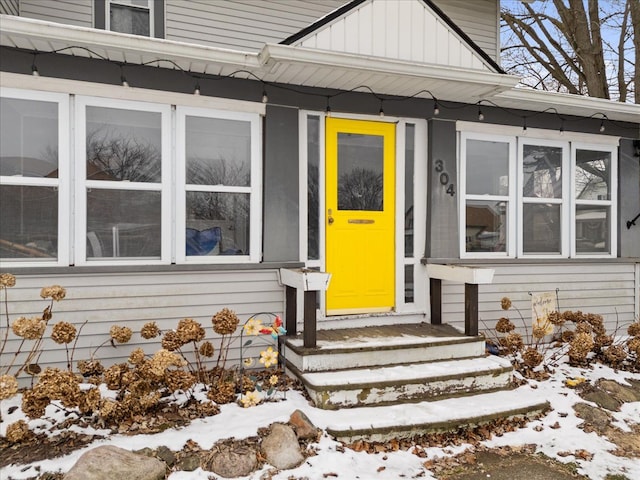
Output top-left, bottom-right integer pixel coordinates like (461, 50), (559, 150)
(107, 0), (153, 36)
(460, 131), (617, 258)
(0, 89), (69, 266)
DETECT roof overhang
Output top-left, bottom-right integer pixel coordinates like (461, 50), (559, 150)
(1, 15), (638, 127)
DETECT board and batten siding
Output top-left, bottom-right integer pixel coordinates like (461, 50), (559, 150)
(439, 263), (639, 335)
(0, 0), (19, 16)
(165, 0), (346, 51)
(1, 270), (284, 382)
(431, 0), (499, 63)
(19, 0), (93, 27)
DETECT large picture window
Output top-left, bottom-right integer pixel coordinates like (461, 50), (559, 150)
(0, 90), (69, 266)
(460, 130), (617, 258)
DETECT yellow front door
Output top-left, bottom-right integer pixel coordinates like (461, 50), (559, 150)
(325, 118), (395, 315)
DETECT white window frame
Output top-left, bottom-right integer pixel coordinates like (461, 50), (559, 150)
(74, 95), (171, 265)
(459, 131), (517, 259)
(0, 88), (70, 267)
(517, 138), (570, 258)
(175, 106), (262, 264)
(106, 0), (154, 37)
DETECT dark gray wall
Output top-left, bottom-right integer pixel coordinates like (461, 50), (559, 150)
(426, 119), (459, 258)
(619, 139), (640, 258)
(262, 105), (300, 262)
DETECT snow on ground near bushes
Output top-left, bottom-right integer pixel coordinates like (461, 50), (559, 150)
(2, 353), (640, 480)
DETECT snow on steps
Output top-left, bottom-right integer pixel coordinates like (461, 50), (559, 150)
(294, 356), (513, 409)
(312, 387), (550, 443)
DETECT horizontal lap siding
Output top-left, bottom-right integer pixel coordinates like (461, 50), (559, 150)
(0, 0), (19, 16)
(1, 270), (284, 381)
(20, 0), (93, 27)
(440, 263), (638, 335)
(165, 0), (346, 51)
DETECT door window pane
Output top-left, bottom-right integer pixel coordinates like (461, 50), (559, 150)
(576, 205), (609, 254)
(86, 107), (161, 182)
(337, 133), (383, 211)
(404, 265), (414, 303)
(1, 98), (59, 178)
(575, 149), (611, 200)
(186, 192), (249, 255)
(307, 116), (320, 260)
(466, 200), (507, 252)
(522, 144), (562, 198)
(87, 189), (161, 258)
(405, 124), (415, 257)
(466, 139), (509, 195)
(523, 204), (561, 254)
(185, 117), (251, 187)
(0, 186), (57, 258)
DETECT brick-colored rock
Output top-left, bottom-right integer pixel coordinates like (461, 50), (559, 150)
(289, 409), (319, 440)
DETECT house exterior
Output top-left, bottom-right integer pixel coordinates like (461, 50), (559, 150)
(1, 0), (638, 375)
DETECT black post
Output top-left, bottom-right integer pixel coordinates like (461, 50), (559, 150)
(285, 285), (297, 336)
(303, 290), (317, 348)
(430, 278), (442, 325)
(464, 283), (479, 336)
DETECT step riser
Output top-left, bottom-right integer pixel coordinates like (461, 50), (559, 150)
(304, 370), (513, 409)
(285, 340), (486, 373)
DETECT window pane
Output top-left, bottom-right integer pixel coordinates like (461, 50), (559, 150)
(307, 116), (320, 260)
(466, 139), (509, 195)
(1, 98), (58, 178)
(87, 189), (161, 258)
(404, 265), (414, 303)
(522, 144), (562, 198)
(186, 192), (249, 255)
(466, 200), (507, 252)
(575, 149), (611, 200)
(110, 4), (150, 36)
(86, 107), (161, 182)
(405, 124), (415, 257)
(523, 204), (561, 254)
(337, 133), (383, 211)
(0, 186), (57, 259)
(185, 117), (251, 187)
(576, 205), (610, 254)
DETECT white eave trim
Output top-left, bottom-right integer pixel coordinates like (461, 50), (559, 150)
(260, 43), (520, 91)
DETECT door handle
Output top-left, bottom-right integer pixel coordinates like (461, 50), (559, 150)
(328, 209), (334, 225)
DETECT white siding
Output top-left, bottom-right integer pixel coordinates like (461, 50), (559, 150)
(20, 0), (93, 27)
(1, 270), (284, 381)
(432, 0), (499, 63)
(0, 0), (19, 16)
(295, 0), (491, 71)
(165, 0), (346, 51)
(440, 263), (638, 335)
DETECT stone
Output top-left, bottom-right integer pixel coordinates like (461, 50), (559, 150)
(598, 379), (640, 403)
(155, 445), (176, 466)
(289, 409), (319, 440)
(205, 443), (258, 478)
(581, 389), (622, 412)
(261, 423), (305, 470)
(178, 454), (201, 472)
(573, 403), (612, 434)
(64, 445), (165, 480)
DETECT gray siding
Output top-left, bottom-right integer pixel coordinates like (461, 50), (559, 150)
(440, 262), (638, 335)
(165, 0), (345, 51)
(432, 0), (499, 62)
(20, 0), (93, 27)
(0, 0), (19, 16)
(619, 139), (640, 258)
(1, 270), (284, 381)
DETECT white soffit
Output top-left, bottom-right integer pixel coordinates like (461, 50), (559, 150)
(291, 0), (494, 73)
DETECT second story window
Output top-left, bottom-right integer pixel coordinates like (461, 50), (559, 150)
(107, 0), (152, 37)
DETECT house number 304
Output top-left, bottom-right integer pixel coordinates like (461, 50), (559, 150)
(435, 159), (456, 196)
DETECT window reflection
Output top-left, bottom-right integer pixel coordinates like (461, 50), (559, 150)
(522, 145), (562, 198)
(307, 116), (320, 260)
(523, 204), (561, 254)
(466, 139), (509, 195)
(575, 149), (610, 200)
(337, 133), (383, 211)
(576, 205), (609, 254)
(466, 200), (507, 252)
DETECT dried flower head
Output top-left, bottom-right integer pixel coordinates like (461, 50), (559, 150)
(212, 308), (240, 335)
(165, 370), (196, 392)
(575, 322), (592, 335)
(547, 311), (565, 327)
(199, 341), (214, 358)
(103, 363), (130, 390)
(0, 273), (16, 288)
(628, 322), (640, 338)
(35, 368), (82, 409)
(628, 337), (640, 356)
(25, 363), (41, 376)
(110, 325), (132, 344)
(500, 332), (524, 354)
(495, 317), (515, 333)
(568, 332), (595, 364)
(561, 330), (575, 343)
(51, 321), (76, 344)
(99, 399), (124, 422)
(128, 348), (146, 365)
(522, 347), (544, 368)
(5, 420), (32, 443)
(0, 374), (19, 400)
(78, 388), (102, 415)
(500, 297), (512, 310)
(161, 330), (184, 351)
(240, 389), (261, 408)
(594, 334), (613, 349)
(208, 381), (236, 404)
(603, 345), (627, 366)
(176, 318), (205, 343)
(40, 285), (66, 301)
(241, 375), (256, 392)
(138, 391), (161, 411)
(77, 359), (104, 377)
(140, 321), (161, 339)
(148, 349), (186, 378)
(11, 316), (46, 340)
(532, 319), (554, 340)
(21, 389), (48, 419)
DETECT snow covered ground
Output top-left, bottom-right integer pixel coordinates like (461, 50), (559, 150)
(1, 355), (640, 480)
